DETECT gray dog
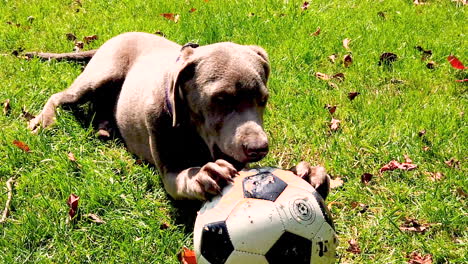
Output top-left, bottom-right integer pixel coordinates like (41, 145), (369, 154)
(28, 32), (330, 200)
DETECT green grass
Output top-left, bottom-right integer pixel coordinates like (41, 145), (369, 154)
(0, 0), (466, 263)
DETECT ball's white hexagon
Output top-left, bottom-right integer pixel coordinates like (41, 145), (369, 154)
(226, 199), (284, 255)
(311, 222), (338, 263)
(225, 251), (269, 264)
(274, 186), (324, 241)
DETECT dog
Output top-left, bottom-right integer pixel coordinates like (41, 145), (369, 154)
(27, 32), (330, 200)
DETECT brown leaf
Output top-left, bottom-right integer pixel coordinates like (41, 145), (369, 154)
(315, 72), (330, 80)
(361, 173), (373, 185)
(426, 172), (443, 182)
(418, 129), (426, 137)
(343, 38), (351, 51)
(324, 104), (337, 114)
(377, 11), (386, 19)
(332, 72), (345, 81)
(413, 0), (426, 5)
(422, 146), (430, 151)
(330, 177), (343, 189)
(404, 154), (413, 163)
(456, 187), (467, 197)
(343, 54), (353, 67)
(328, 54), (338, 63)
(351, 202), (369, 213)
(161, 13), (180, 23)
(178, 247), (197, 264)
(407, 251), (433, 264)
(66, 33), (77, 41)
(379, 52), (398, 66)
(328, 82), (338, 89)
(189, 8), (197, 13)
(380, 159), (417, 173)
(311, 26), (321, 36)
(348, 92), (360, 100)
(160, 222), (171, 230)
(390, 78), (405, 84)
(445, 158), (460, 169)
(327, 201), (344, 210)
(74, 41), (84, 52)
(416, 46), (432, 61)
(83, 35), (98, 44)
(399, 218), (432, 234)
(12, 140), (30, 152)
(67, 152), (77, 162)
(301, 1), (310, 10)
(21, 108), (35, 121)
(330, 118), (341, 131)
(67, 193), (80, 220)
(84, 213), (105, 224)
(346, 239), (361, 254)
(3, 99), (11, 116)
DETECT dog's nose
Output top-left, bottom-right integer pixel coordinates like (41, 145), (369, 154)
(243, 141), (269, 162)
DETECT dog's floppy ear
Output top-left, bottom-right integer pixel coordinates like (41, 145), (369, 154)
(249, 45), (270, 82)
(168, 46), (197, 127)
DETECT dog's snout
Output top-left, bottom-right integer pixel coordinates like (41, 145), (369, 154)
(243, 140), (269, 161)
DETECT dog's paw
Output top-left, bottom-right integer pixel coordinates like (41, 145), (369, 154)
(28, 113), (55, 133)
(192, 159), (237, 200)
(291, 161), (330, 200)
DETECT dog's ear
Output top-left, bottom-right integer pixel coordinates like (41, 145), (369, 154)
(249, 45), (270, 82)
(169, 46), (197, 127)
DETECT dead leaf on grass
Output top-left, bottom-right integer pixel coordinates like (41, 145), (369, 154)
(84, 213), (105, 224)
(351, 202), (369, 213)
(415, 46), (432, 61)
(361, 173), (373, 185)
(444, 158), (460, 169)
(425, 172), (443, 181)
(3, 99), (11, 116)
(348, 92), (360, 100)
(455, 79), (468, 82)
(343, 38), (351, 51)
(67, 152), (77, 162)
(328, 82), (338, 89)
(330, 177), (343, 189)
(422, 146), (430, 151)
(160, 222), (171, 229)
(379, 52), (398, 66)
(311, 26), (321, 36)
(74, 41), (84, 52)
(189, 8), (197, 13)
(67, 193), (80, 220)
(161, 13), (180, 23)
(12, 140), (30, 152)
(332, 72), (345, 81)
(404, 154), (413, 163)
(426, 61), (436, 69)
(343, 54), (353, 67)
(301, 1), (310, 10)
(418, 129), (426, 137)
(346, 239), (361, 254)
(327, 201), (344, 210)
(413, 0), (427, 5)
(83, 35), (98, 44)
(455, 187), (467, 197)
(324, 104), (337, 114)
(399, 218), (433, 234)
(407, 251), (433, 264)
(330, 118), (341, 131)
(328, 53), (338, 63)
(178, 246), (197, 264)
(66, 33), (77, 41)
(315, 72), (331, 80)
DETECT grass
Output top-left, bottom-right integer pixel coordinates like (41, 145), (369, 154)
(0, 0), (466, 263)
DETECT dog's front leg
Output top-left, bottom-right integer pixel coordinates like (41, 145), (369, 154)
(290, 161), (330, 200)
(162, 160), (237, 200)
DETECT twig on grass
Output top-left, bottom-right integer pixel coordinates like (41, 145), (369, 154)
(0, 176), (16, 224)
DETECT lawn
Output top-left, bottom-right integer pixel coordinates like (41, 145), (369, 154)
(0, 0), (466, 263)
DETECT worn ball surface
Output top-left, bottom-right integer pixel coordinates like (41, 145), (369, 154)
(193, 167), (338, 264)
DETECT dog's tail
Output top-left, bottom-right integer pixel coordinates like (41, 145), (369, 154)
(25, 50), (97, 63)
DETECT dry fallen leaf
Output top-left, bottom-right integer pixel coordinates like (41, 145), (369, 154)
(404, 154), (413, 163)
(447, 55), (467, 70)
(74, 41), (84, 52)
(178, 247), (197, 264)
(3, 99), (11, 116)
(379, 52), (398, 66)
(413, 0), (426, 5)
(422, 146), (430, 151)
(456, 187), (467, 197)
(67, 152), (77, 162)
(160, 222), (171, 230)
(418, 129), (426, 137)
(327, 201), (344, 210)
(330, 118), (341, 131)
(426, 61), (436, 69)
(315, 72), (331, 81)
(343, 38), (351, 51)
(351, 202), (369, 213)
(426, 172), (444, 182)
(12, 140), (30, 152)
(328, 82), (338, 89)
(399, 218), (432, 234)
(455, 79), (468, 82)
(343, 54), (353, 67)
(83, 35), (98, 44)
(361, 173), (373, 185)
(161, 13), (180, 23)
(301, 1), (310, 10)
(311, 26), (321, 36)
(346, 239), (361, 254)
(84, 213), (106, 224)
(444, 158), (460, 169)
(407, 251), (433, 264)
(324, 104), (337, 114)
(66, 33), (77, 41)
(348, 92), (360, 100)
(67, 193), (80, 220)
(330, 177), (343, 189)
(189, 8), (197, 13)
(332, 72), (345, 81)
(328, 54), (338, 63)
(380, 159), (417, 173)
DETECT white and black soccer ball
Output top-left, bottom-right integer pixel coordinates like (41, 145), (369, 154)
(194, 167), (338, 264)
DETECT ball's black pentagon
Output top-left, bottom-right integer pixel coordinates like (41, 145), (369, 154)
(312, 191), (335, 230)
(265, 231), (312, 264)
(243, 172), (287, 202)
(200, 221), (234, 264)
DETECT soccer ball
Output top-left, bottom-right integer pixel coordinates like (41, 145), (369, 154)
(194, 167), (338, 264)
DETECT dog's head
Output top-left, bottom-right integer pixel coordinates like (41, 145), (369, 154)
(169, 43), (270, 169)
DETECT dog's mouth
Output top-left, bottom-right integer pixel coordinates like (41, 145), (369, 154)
(213, 144), (246, 171)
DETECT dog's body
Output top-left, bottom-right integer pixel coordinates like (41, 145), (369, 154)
(28, 32), (330, 200)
